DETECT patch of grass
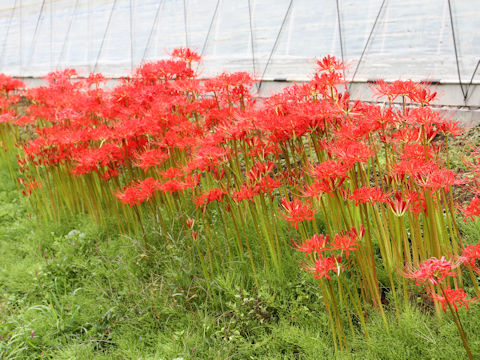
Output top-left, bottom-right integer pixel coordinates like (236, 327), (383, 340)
(1, 160), (480, 359)
(460, 218), (480, 245)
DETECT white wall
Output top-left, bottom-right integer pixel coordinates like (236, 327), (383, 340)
(1, 0), (479, 106)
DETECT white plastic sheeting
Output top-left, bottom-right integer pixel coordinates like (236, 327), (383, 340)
(0, 0), (479, 86)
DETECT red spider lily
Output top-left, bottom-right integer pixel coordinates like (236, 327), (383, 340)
(460, 197), (480, 222)
(253, 108), (310, 143)
(100, 167), (120, 180)
(402, 106), (444, 128)
(402, 256), (461, 285)
(256, 176), (281, 194)
(170, 48), (201, 64)
(157, 179), (187, 194)
(204, 72), (255, 106)
(134, 58), (195, 81)
(185, 218), (195, 229)
(0, 112), (14, 124)
(316, 55), (345, 73)
(232, 184), (259, 202)
(412, 124), (439, 144)
(403, 190), (427, 216)
(328, 140), (375, 166)
(330, 225), (364, 258)
(282, 168), (303, 188)
(391, 158), (437, 179)
(438, 119), (463, 137)
(85, 73), (106, 87)
(280, 197), (316, 229)
(183, 174), (202, 189)
(415, 167), (463, 192)
(388, 192), (411, 216)
(0, 74), (25, 94)
(311, 72), (345, 96)
(72, 144), (124, 175)
(399, 143), (434, 162)
(194, 188), (227, 208)
(135, 149), (170, 172)
(372, 79), (427, 102)
(430, 287), (476, 312)
(300, 181), (326, 199)
(371, 80), (392, 101)
(160, 167), (184, 180)
(115, 178), (160, 207)
(292, 234), (329, 257)
(410, 85), (437, 106)
(359, 103), (396, 128)
(191, 230), (199, 240)
(348, 186), (389, 206)
(303, 255), (341, 280)
(19, 179), (41, 196)
(461, 243), (480, 274)
(310, 160), (351, 183)
(247, 161), (275, 182)
(209, 168), (225, 181)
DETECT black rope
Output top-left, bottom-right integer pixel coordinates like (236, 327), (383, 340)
(335, 0), (345, 79)
(183, 0), (189, 48)
(247, 0), (257, 76)
(258, 0), (294, 92)
(195, 0), (221, 74)
(447, 0), (467, 101)
(27, 0), (46, 66)
(464, 59), (480, 101)
(142, 0), (164, 63)
(94, 0), (117, 73)
(200, 0), (220, 58)
(1, 0), (17, 70)
(348, 0), (386, 91)
(58, 0), (79, 67)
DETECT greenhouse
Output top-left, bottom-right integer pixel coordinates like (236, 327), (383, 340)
(1, 0), (479, 107)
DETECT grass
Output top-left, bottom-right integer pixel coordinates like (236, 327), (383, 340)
(1, 158), (480, 359)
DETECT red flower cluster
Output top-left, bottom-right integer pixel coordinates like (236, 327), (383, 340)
(461, 197), (480, 222)
(330, 225), (364, 259)
(430, 287), (476, 312)
(194, 188), (227, 208)
(0, 49), (478, 325)
(294, 225), (364, 280)
(461, 243), (480, 274)
(402, 254), (479, 314)
(280, 198), (316, 229)
(292, 234), (329, 257)
(116, 178), (160, 207)
(402, 256), (460, 285)
(349, 187), (389, 206)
